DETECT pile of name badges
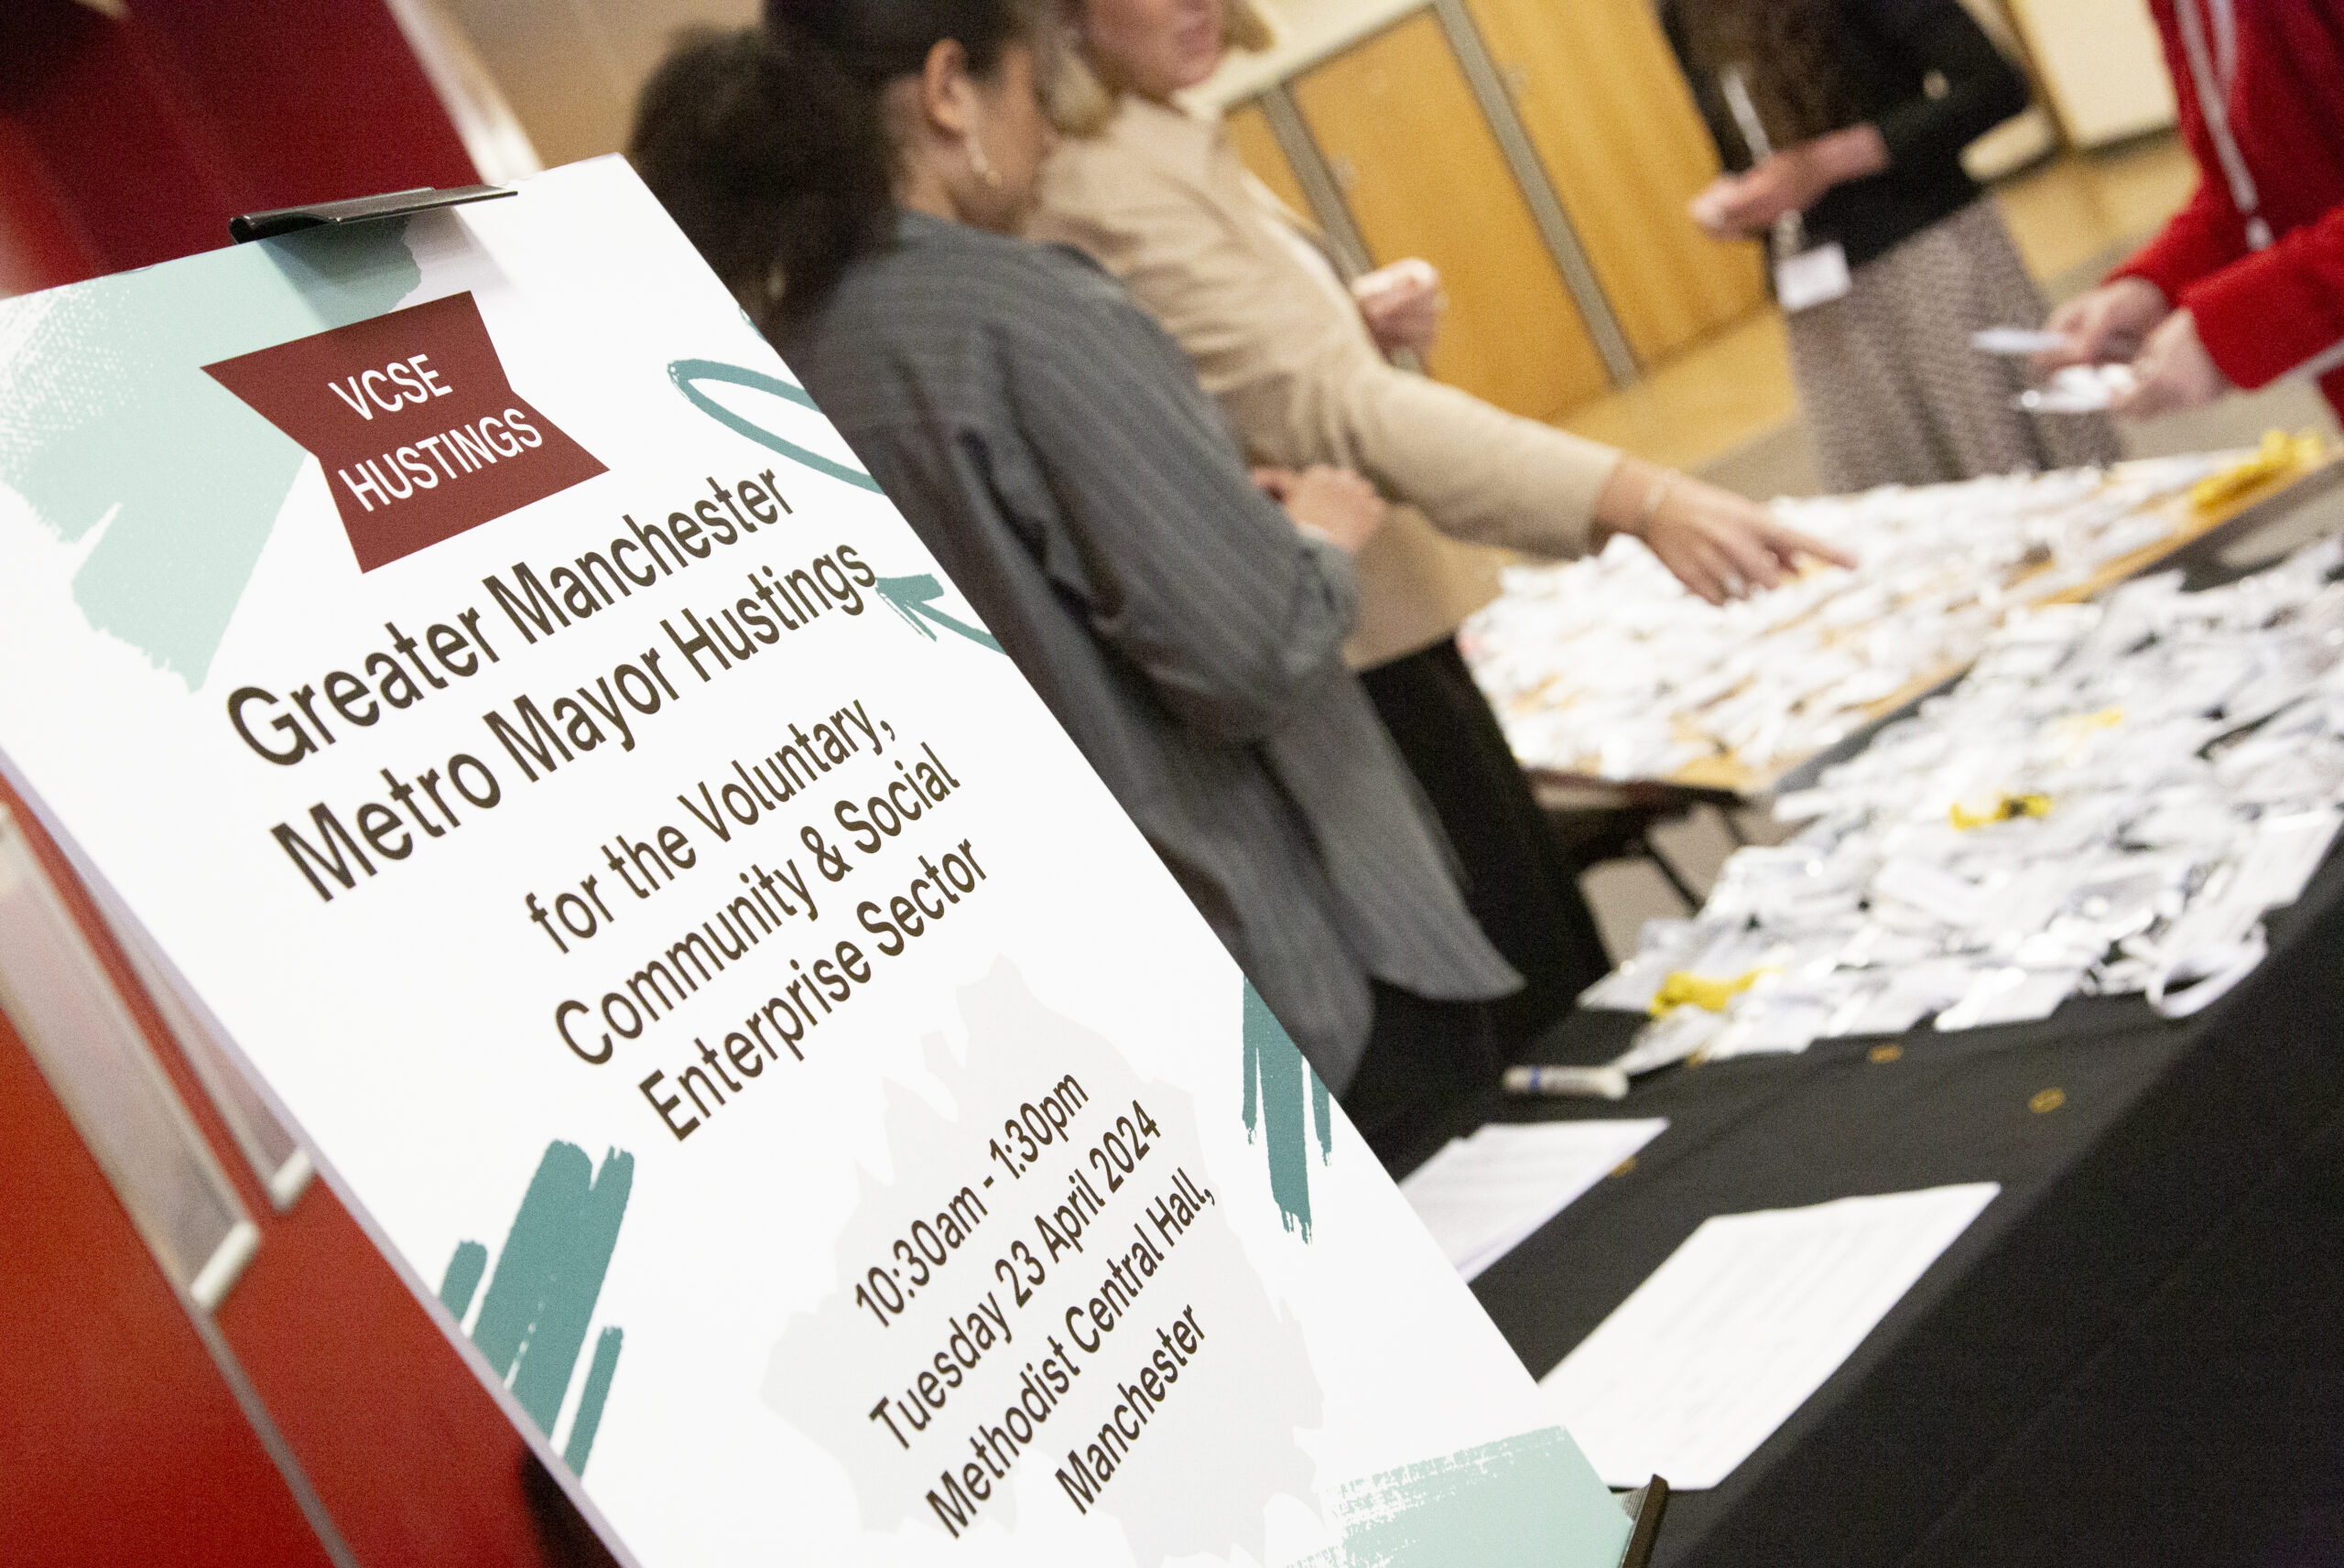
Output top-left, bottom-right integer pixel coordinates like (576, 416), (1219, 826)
(1580, 534), (2344, 1068)
(1464, 457), (2238, 781)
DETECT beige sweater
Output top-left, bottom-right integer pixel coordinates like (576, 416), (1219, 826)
(1030, 94), (1623, 669)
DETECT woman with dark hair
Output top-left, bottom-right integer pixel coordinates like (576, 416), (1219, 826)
(629, 5), (1521, 1166)
(1664, 0), (2122, 490)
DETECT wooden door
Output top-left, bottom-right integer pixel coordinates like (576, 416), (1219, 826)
(1291, 12), (1612, 422)
(1461, 0), (1766, 366)
(1221, 102), (1316, 227)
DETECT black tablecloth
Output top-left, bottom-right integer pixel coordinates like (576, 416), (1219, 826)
(1445, 842), (2344, 1568)
(1904, 1099), (2344, 1568)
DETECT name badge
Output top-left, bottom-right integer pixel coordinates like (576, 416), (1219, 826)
(1775, 242), (1853, 313)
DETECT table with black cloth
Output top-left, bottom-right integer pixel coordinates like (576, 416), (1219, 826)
(1411, 837), (2344, 1568)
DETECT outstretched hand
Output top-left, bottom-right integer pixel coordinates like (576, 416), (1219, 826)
(1351, 259), (1444, 359)
(2110, 308), (2231, 418)
(1687, 125), (1888, 242)
(2033, 276), (2170, 378)
(1600, 462), (1853, 605)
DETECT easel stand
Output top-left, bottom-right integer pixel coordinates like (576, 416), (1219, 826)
(1618, 1476), (1670, 1568)
(227, 183), (510, 241)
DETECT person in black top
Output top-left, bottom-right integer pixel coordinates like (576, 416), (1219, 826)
(1663, 0), (2121, 490)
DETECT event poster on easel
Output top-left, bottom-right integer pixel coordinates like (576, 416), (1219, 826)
(0, 158), (1631, 1568)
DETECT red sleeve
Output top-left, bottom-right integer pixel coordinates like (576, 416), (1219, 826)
(2182, 200), (2344, 389)
(2105, 3), (2252, 302)
(2111, 174), (2252, 307)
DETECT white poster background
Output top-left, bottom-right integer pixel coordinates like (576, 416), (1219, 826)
(0, 160), (1618, 1567)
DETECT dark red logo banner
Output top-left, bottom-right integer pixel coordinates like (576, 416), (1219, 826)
(204, 292), (607, 571)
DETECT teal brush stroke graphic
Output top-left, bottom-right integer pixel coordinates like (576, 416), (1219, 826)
(875, 572), (1004, 652)
(1290, 1429), (1633, 1568)
(667, 358), (884, 492)
(0, 224), (419, 686)
(564, 1327), (624, 1474)
(1240, 981), (1333, 1240)
(440, 1239), (489, 1316)
(440, 1141), (633, 1474)
(667, 358), (1002, 654)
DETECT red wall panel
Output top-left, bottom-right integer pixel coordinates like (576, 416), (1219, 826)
(134, 0), (480, 214)
(0, 1015), (334, 1568)
(0, 12), (619, 1561)
(1, 773), (614, 1567)
(0, 112), (95, 295)
(217, 1188), (613, 1568)
(0, 0), (478, 288)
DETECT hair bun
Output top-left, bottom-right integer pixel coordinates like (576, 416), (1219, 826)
(762, 0), (841, 45)
(761, 0), (1019, 84)
(633, 3), (1025, 327)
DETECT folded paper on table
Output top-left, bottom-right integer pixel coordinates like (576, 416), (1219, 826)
(1540, 1184), (1999, 1489)
(1462, 453), (2252, 792)
(1572, 539), (2344, 1061)
(1400, 1120), (1667, 1281)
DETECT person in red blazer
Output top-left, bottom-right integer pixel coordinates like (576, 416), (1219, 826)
(2040, 0), (2344, 419)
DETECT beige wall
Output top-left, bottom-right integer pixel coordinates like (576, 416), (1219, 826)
(2003, 0), (2176, 147)
(1202, 0), (2087, 121)
(438, 0), (759, 169)
(444, 0), (2140, 177)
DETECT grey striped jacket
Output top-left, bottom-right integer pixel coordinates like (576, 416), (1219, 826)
(777, 211), (1517, 1089)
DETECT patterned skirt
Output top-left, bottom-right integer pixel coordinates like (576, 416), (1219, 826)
(1786, 198), (2123, 492)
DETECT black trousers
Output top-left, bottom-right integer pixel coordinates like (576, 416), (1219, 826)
(1342, 980), (1497, 1174)
(1358, 636), (1612, 1055)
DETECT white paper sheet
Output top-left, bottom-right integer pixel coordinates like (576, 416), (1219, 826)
(1971, 326), (2065, 356)
(1539, 1183), (2000, 1489)
(2017, 363), (2137, 413)
(1400, 1119), (1668, 1281)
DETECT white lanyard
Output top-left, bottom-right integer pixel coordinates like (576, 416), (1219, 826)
(2176, 0), (2273, 251)
(1717, 64), (1854, 311)
(1719, 65), (1807, 259)
(2179, 0), (2344, 382)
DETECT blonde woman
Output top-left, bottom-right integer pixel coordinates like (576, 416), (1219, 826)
(1030, 0), (1850, 1054)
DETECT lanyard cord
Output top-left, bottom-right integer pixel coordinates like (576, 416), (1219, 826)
(2177, 0), (2273, 251)
(2175, 0), (2344, 382)
(1719, 65), (1808, 259)
(2210, 0), (2237, 89)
